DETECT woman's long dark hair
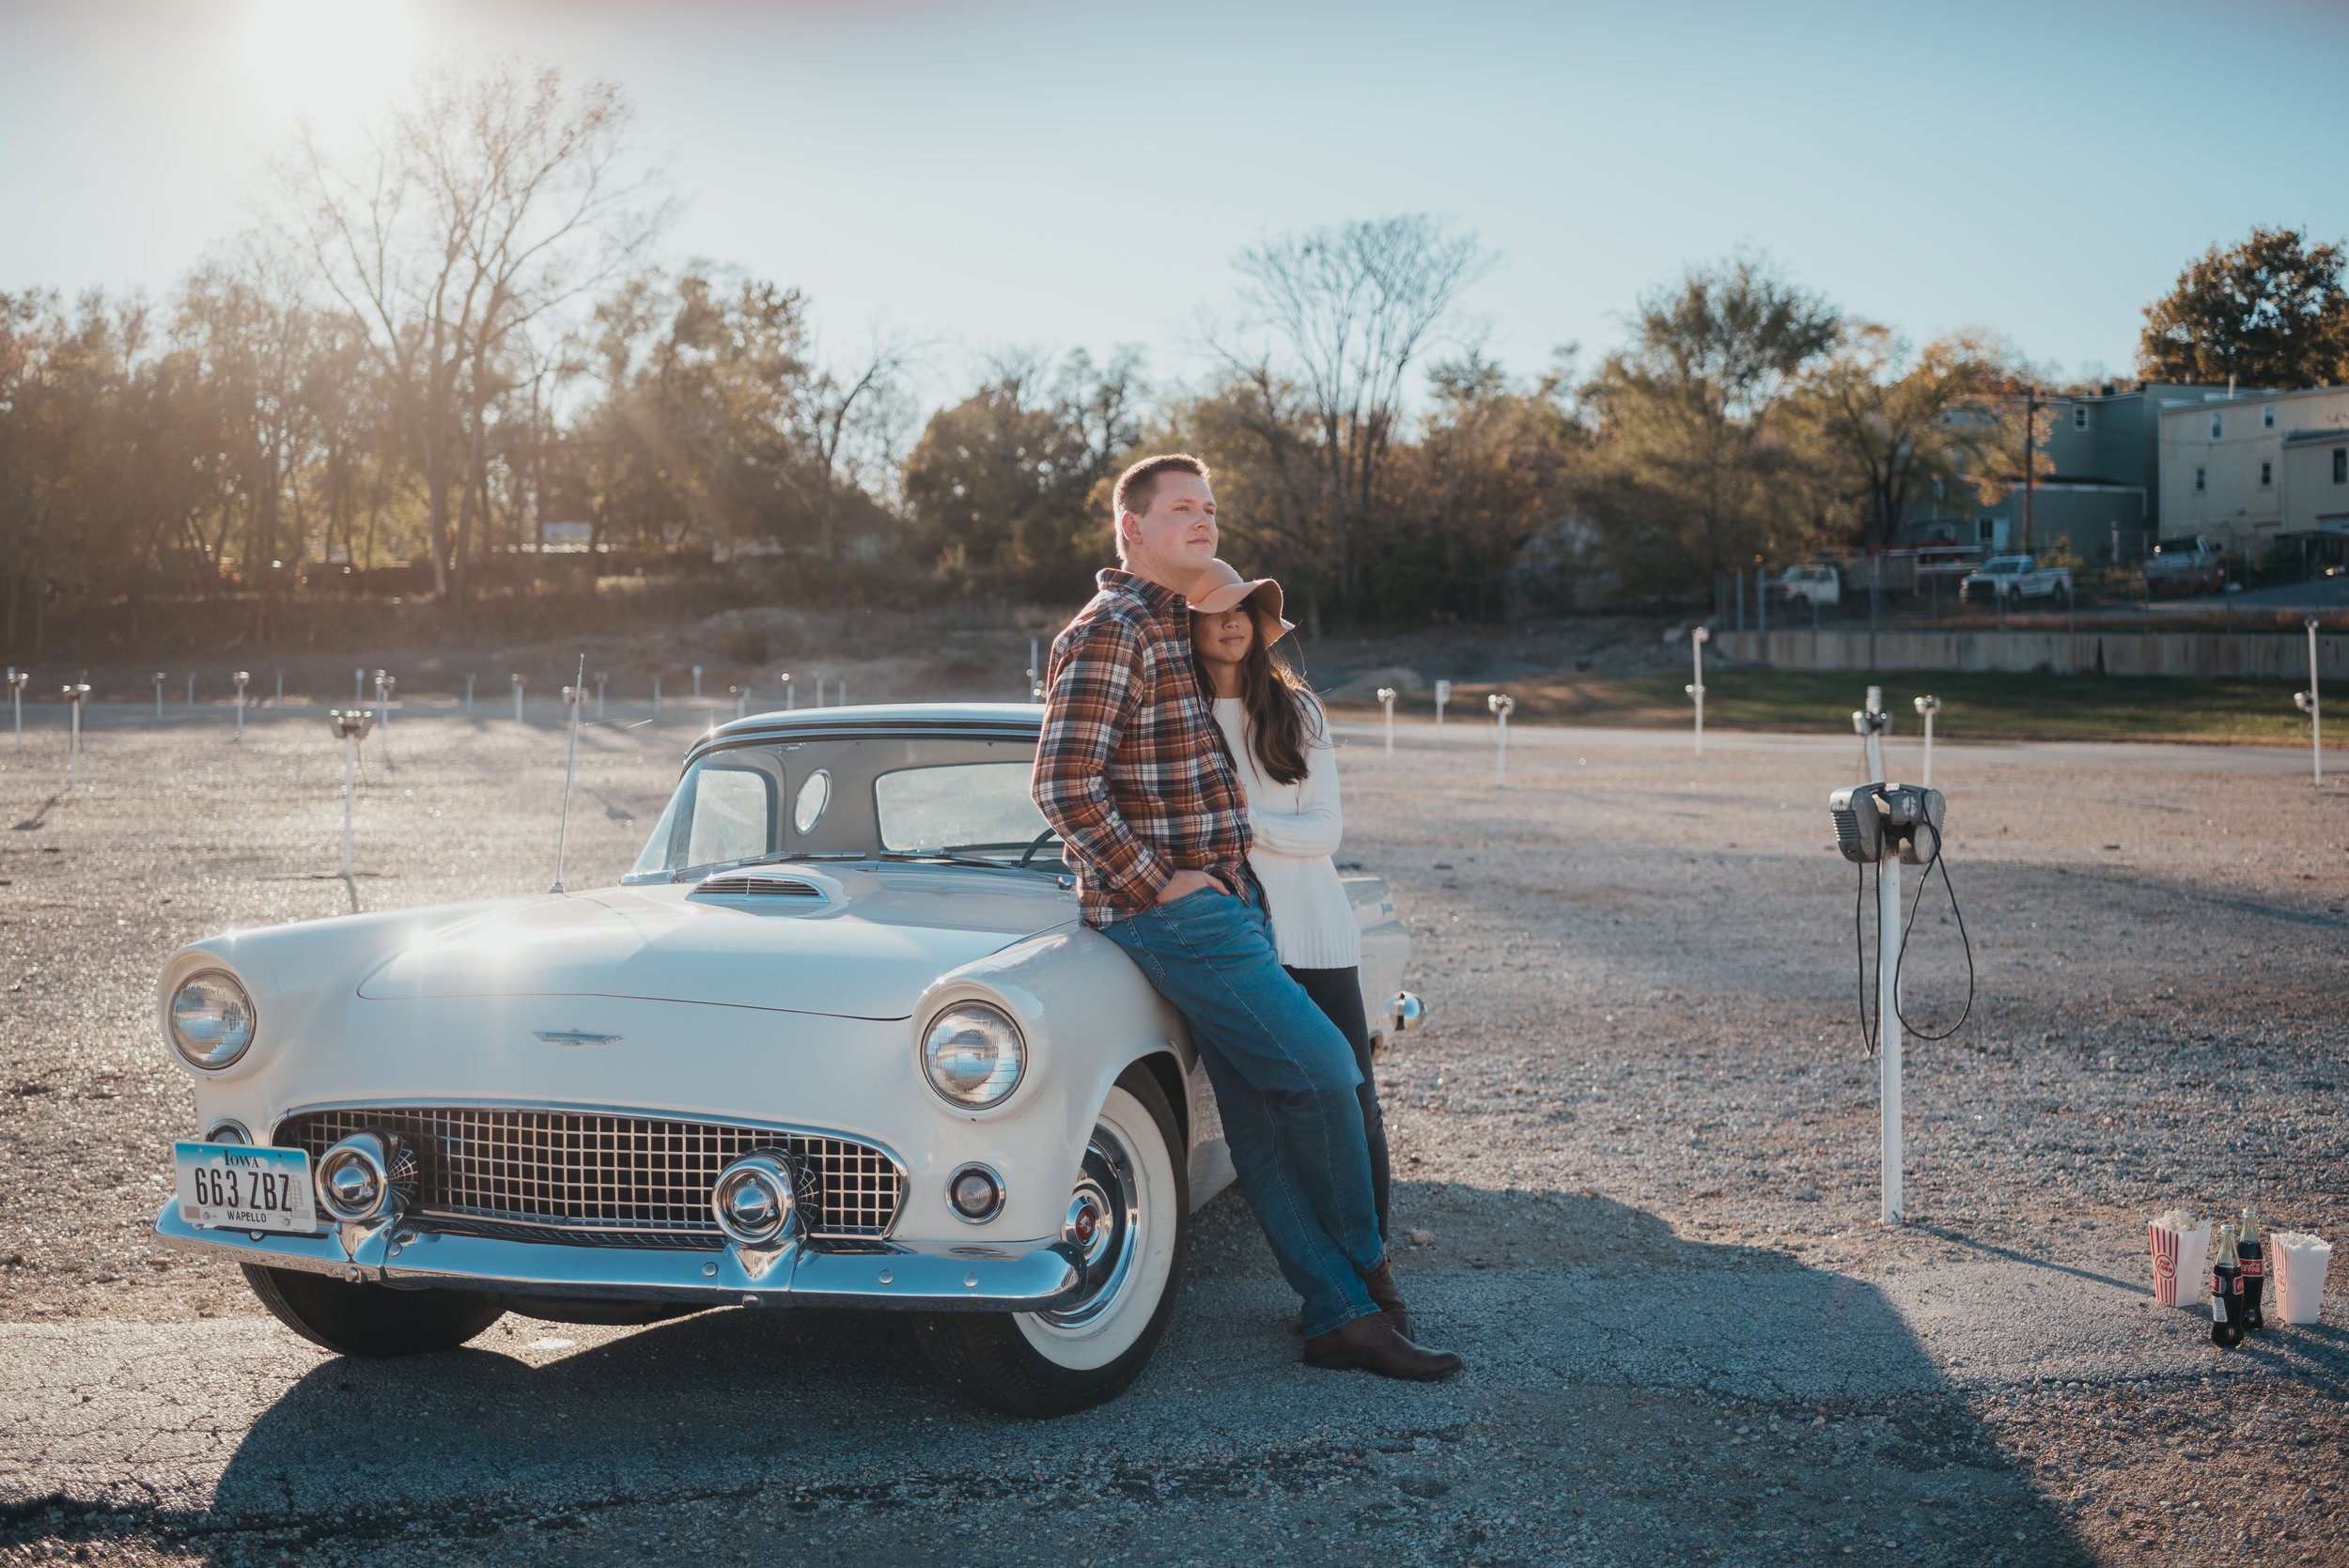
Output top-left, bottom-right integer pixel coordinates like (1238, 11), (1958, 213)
(1193, 596), (1326, 785)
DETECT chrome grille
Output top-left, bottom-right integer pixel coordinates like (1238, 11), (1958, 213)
(275, 1107), (901, 1248)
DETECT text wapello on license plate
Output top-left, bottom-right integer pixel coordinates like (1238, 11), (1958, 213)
(174, 1141), (318, 1234)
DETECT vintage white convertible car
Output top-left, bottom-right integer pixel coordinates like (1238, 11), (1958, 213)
(154, 703), (1420, 1416)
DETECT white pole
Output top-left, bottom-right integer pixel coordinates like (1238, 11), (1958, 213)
(782, 674), (793, 710)
(1377, 688), (1396, 756)
(66, 686), (86, 790)
(816, 675), (827, 707)
(186, 673), (195, 710)
(1688, 628), (1708, 756)
(353, 667), (364, 703)
(1435, 679), (1450, 731)
(464, 673), (476, 716)
(1029, 635), (1040, 699)
(512, 675), (525, 724)
(234, 672), (248, 739)
(596, 673), (607, 721)
(2310, 617), (2324, 787)
(1488, 693), (1514, 786)
(653, 675), (662, 716)
(692, 665), (703, 703)
(274, 669), (284, 708)
(153, 674), (164, 721)
(342, 730), (357, 878)
(1880, 850), (1903, 1224)
(374, 671), (389, 730)
(1864, 685), (1886, 784)
(735, 685), (747, 720)
(1914, 696), (1940, 787)
(8, 671), (23, 753)
(839, 674), (848, 706)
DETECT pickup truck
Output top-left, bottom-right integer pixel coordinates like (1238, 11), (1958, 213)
(1776, 563), (1842, 606)
(1959, 554), (2073, 603)
(2142, 536), (2226, 598)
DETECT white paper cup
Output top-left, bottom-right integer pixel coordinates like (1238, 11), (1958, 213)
(2149, 1220), (2210, 1309)
(2272, 1234), (2331, 1325)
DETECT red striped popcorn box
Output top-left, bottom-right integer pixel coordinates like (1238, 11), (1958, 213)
(2271, 1233), (2331, 1326)
(2148, 1213), (2208, 1309)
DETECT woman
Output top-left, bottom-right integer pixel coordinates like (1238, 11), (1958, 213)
(1187, 558), (1392, 1241)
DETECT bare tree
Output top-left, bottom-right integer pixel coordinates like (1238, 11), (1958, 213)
(1221, 215), (1496, 620)
(270, 55), (672, 616)
(789, 329), (916, 560)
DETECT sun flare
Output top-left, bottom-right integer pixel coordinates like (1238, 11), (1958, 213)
(240, 0), (425, 126)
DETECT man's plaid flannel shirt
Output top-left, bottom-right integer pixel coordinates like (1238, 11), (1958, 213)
(1032, 567), (1254, 926)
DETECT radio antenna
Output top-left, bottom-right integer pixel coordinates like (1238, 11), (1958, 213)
(552, 654), (585, 893)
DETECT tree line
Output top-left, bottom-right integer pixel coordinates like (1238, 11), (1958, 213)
(6, 59), (2342, 658)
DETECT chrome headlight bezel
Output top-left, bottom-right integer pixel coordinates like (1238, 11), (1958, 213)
(920, 1001), (1027, 1110)
(166, 970), (257, 1072)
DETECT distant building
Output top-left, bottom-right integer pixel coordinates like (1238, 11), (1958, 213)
(2156, 385), (2349, 570)
(1900, 382), (2236, 566)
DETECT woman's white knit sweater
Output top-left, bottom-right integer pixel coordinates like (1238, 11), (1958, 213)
(1211, 695), (1361, 970)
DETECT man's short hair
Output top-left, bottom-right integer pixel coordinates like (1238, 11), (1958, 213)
(1112, 453), (1210, 524)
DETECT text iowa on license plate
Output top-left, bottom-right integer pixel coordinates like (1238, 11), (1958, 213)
(174, 1141), (319, 1234)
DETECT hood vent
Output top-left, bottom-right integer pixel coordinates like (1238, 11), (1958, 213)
(692, 873), (827, 900)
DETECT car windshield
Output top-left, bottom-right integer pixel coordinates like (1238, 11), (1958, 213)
(627, 731), (1057, 883)
(1983, 558), (2025, 573)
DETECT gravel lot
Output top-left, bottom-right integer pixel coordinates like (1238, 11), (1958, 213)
(1, 702), (2343, 1567)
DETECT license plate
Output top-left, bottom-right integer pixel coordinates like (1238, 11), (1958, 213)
(174, 1142), (318, 1234)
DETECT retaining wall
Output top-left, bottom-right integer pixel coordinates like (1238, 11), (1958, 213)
(1714, 629), (2345, 681)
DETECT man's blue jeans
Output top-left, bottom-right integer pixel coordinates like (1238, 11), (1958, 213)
(1103, 886), (1385, 1338)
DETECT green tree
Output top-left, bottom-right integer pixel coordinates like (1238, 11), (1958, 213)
(1575, 256), (1840, 597)
(2138, 225), (2349, 388)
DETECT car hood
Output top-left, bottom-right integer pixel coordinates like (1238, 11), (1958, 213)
(356, 868), (1076, 1020)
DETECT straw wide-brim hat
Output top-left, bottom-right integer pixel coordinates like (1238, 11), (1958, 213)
(1187, 559), (1297, 644)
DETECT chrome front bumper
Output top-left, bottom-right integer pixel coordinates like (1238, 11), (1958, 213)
(155, 1202), (1085, 1312)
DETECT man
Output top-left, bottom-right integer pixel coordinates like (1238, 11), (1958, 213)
(1032, 453), (1461, 1382)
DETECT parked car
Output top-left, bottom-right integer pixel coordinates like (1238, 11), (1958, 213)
(153, 704), (1421, 1417)
(2142, 536), (2227, 598)
(1776, 563), (1843, 607)
(1959, 554), (2073, 603)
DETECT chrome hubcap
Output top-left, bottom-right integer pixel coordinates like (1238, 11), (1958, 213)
(1040, 1124), (1140, 1329)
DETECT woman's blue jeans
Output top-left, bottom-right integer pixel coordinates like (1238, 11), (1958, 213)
(1102, 886), (1385, 1338)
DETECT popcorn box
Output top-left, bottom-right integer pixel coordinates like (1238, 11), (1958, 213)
(2148, 1216), (2209, 1309)
(2271, 1233), (2331, 1326)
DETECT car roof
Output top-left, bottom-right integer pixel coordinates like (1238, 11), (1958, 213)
(687, 702), (1045, 763)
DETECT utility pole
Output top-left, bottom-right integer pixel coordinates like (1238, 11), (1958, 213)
(2019, 385), (2040, 556)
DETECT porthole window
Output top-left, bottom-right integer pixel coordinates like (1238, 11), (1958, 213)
(792, 768), (832, 835)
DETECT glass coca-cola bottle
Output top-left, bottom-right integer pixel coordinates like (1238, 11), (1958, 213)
(2210, 1222), (2244, 1348)
(2237, 1207), (2266, 1333)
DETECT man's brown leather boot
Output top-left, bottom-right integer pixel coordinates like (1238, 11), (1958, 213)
(1360, 1259), (1412, 1342)
(1301, 1313), (1463, 1381)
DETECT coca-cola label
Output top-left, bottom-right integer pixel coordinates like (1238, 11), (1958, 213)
(2240, 1257), (2264, 1278)
(2211, 1287), (2229, 1324)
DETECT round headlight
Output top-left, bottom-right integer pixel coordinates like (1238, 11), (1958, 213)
(922, 1002), (1026, 1109)
(167, 970), (257, 1070)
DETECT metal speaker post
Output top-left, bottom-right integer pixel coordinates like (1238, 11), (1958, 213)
(692, 664), (703, 703)
(781, 673), (792, 710)
(1913, 695), (1940, 786)
(1029, 635), (1040, 698)
(839, 673), (849, 706)
(1852, 685), (1890, 784)
(63, 683), (89, 790)
(464, 673), (476, 717)
(152, 672), (165, 722)
(273, 669), (284, 709)
(733, 683), (746, 720)
(816, 674), (827, 708)
(1377, 687), (1396, 756)
(511, 674), (525, 725)
(233, 672), (249, 741)
(652, 675), (661, 717)
(353, 667), (365, 704)
(2297, 616), (2323, 787)
(373, 670), (392, 730)
(595, 672), (607, 722)
(7, 669), (25, 754)
(328, 709), (375, 878)
(1488, 692), (1514, 786)
(1435, 678), (1451, 731)
(1877, 842), (1903, 1222)
(186, 673), (195, 711)
(1687, 627), (1709, 755)
(552, 657), (585, 894)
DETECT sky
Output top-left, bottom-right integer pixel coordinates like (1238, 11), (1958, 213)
(5, 0), (2347, 410)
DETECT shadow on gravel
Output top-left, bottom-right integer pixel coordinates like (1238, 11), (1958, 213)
(150, 1187), (2094, 1565)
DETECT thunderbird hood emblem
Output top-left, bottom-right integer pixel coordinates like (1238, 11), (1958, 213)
(535, 1028), (623, 1047)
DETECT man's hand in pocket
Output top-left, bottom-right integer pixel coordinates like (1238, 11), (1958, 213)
(1156, 868), (1227, 904)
